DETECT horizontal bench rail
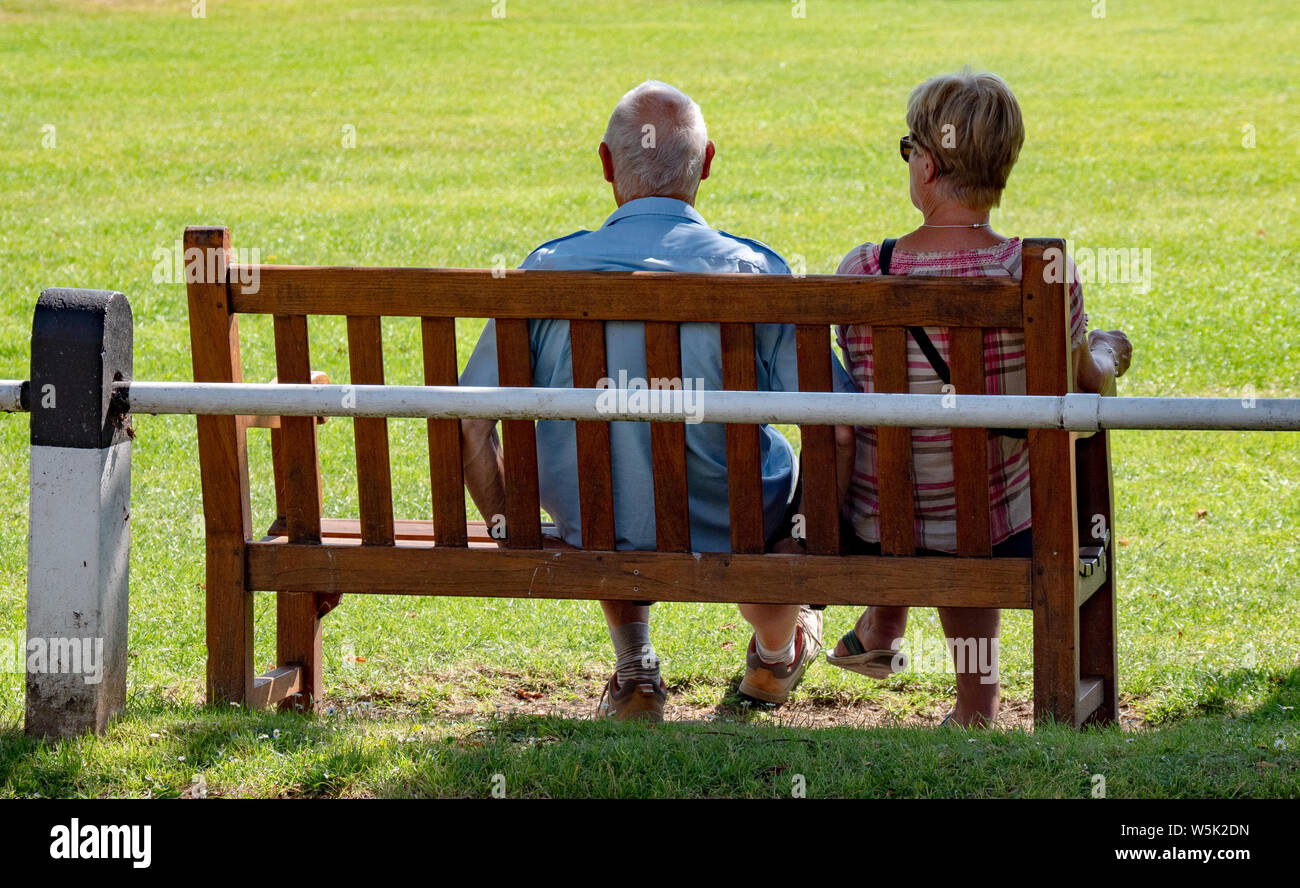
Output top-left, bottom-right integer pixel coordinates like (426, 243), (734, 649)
(228, 267), (1026, 326)
(245, 541), (1035, 609)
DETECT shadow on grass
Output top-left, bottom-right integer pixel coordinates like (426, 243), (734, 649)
(1, 669), (1295, 797)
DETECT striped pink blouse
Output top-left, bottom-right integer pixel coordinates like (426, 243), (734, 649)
(835, 238), (1087, 553)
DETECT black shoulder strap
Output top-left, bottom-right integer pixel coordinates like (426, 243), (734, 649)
(909, 326), (951, 387)
(878, 238), (896, 275)
(877, 237), (1024, 438)
(879, 239), (951, 385)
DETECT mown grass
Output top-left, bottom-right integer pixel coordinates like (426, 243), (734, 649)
(2, 674), (1297, 798)
(0, 0), (1296, 796)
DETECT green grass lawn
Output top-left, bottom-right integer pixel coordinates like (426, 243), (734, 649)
(0, 0), (1297, 797)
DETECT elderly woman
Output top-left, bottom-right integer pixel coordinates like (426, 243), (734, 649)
(826, 69), (1133, 727)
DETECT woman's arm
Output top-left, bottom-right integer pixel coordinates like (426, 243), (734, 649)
(1074, 329), (1132, 395)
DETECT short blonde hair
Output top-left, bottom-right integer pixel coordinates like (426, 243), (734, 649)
(906, 69), (1025, 210)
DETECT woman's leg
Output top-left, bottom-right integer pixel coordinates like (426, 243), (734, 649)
(936, 605), (1001, 726)
(831, 605), (909, 657)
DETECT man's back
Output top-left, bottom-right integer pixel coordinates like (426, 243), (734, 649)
(460, 197), (840, 551)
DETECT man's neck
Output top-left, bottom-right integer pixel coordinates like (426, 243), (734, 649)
(615, 191), (696, 208)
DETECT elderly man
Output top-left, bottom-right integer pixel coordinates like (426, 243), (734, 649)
(459, 80), (854, 722)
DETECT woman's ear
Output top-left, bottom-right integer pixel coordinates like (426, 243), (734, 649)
(919, 147), (940, 185)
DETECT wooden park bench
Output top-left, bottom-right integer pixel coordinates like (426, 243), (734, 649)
(184, 224), (1118, 727)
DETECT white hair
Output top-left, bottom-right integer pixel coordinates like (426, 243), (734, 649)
(603, 80), (708, 201)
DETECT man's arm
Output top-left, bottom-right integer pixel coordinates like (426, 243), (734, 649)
(461, 418), (508, 543)
(458, 318), (511, 544)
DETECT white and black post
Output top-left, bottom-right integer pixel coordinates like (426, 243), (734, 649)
(26, 288), (133, 738)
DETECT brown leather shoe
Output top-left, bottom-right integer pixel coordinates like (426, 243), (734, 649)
(738, 607), (823, 706)
(597, 672), (667, 723)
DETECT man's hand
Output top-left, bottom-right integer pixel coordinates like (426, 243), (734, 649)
(771, 536), (804, 555)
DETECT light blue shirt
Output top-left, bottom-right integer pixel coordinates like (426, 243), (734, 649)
(460, 197), (853, 552)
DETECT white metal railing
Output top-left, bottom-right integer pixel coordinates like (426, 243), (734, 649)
(3, 378), (1297, 430)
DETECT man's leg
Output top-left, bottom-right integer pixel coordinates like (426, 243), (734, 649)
(739, 603), (802, 664)
(737, 603), (823, 705)
(597, 599), (666, 722)
(600, 600), (657, 683)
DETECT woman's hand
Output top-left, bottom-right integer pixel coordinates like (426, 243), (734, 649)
(1074, 329), (1132, 394)
(1089, 330), (1132, 377)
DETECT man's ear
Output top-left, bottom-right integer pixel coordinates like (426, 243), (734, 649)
(699, 140), (715, 181)
(599, 141), (616, 183)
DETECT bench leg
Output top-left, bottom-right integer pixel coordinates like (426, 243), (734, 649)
(1076, 431), (1119, 725)
(1079, 575), (1119, 725)
(1032, 565), (1080, 726)
(277, 591), (323, 713)
(1029, 426), (1083, 726)
(207, 538), (253, 705)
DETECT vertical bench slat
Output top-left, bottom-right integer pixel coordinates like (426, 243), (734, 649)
(644, 322), (691, 552)
(494, 318), (543, 548)
(873, 325), (916, 555)
(1022, 238), (1081, 724)
(721, 323), (765, 554)
(569, 320), (616, 550)
(795, 325), (840, 555)
(421, 317), (467, 547)
(346, 316), (395, 545)
(950, 327), (993, 556)
(185, 226), (254, 705)
(271, 313), (323, 711)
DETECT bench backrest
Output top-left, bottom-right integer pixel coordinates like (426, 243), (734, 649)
(184, 226), (1075, 565)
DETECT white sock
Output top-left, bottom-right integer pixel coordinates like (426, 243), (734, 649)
(756, 631), (797, 666)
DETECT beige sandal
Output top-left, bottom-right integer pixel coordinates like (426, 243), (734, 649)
(824, 630), (907, 679)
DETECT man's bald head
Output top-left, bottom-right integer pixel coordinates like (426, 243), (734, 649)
(601, 80), (712, 204)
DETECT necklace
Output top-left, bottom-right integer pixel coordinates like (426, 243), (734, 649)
(920, 222), (989, 228)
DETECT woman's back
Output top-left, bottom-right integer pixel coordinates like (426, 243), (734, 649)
(835, 237), (1087, 553)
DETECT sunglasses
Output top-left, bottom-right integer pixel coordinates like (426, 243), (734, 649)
(900, 134), (947, 174)
(899, 134), (916, 162)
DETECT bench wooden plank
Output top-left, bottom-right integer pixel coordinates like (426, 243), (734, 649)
(271, 313), (324, 711)
(346, 316), (395, 545)
(1076, 429), (1119, 724)
(795, 325), (840, 555)
(247, 665), (302, 709)
(246, 541), (1034, 609)
(721, 323), (765, 554)
(950, 326), (993, 557)
(569, 320), (615, 550)
(873, 325), (916, 555)
(266, 517), (549, 544)
(644, 322), (691, 552)
(232, 267), (1024, 327)
(494, 318), (543, 548)
(421, 317), (468, 547)
(185, 226), (255, 705)
(1022, 238), (1081, 725)
(1076, 675), (1104, 725)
